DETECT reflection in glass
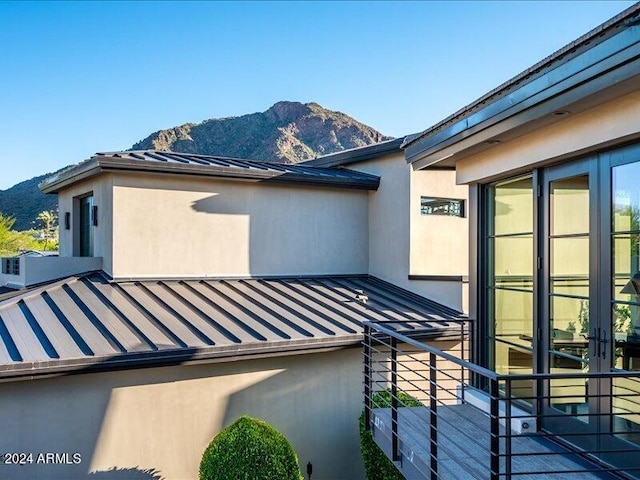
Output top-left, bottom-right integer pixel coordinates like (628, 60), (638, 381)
(551, 176), (589, 236)
(612, 162), (640, 445)
(493, 236), (533, 290)
(489, 176), (534, 381)
(550, 296), (589, 362)
(613, 304), (640, 370)
(613, 162), (640, 234)
(548, 174), (590, 421)
(550, 366), (589, 424)
(612, 377), (640, 446)
(613, 233), (640, 306)
(495, 289), (533, 347)
(493, 177), (533, 236)
(551, 236), (589, 296)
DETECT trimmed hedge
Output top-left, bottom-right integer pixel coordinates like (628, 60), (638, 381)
(199, 416), (303, 480)
(359, 390), (422, 480)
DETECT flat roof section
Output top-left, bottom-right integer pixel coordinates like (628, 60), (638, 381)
(40, 150), (381, 194)
(0, 273), (465, 380)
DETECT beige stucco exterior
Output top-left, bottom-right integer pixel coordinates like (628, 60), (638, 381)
(409, 169), (469, 278)
(58, 175), (114, 274)
(455, 90), (640, 185)
(107, 173), (369, 279)
(352, 153), (469, 312)
(51, 155), (469, 311)
(0, 347), (365, 480)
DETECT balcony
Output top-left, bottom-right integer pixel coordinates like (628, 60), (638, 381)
(363, 320), (640, 479)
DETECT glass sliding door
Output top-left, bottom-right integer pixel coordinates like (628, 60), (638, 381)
(540, 159), (599, 447)
(548, 174), (591, 418)
(481, 148), (640, 472)
(487, 176), (535, 398)
(611, 160), (640, 447)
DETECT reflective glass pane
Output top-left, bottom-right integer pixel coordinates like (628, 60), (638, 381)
(493, 236), (533, 290)
(494, 289), (533, 347)
(613, 162), (640, 233)
(550, 296), (589, 360)
(551, 175), (589, 236)
(493, 177), (533, 235)
(550, 366), (589, 424)
(612, 377), (640, 446)
(613, 304), (640, 367)
(613, 233), (640, 304)
(551, 236), (589, 297)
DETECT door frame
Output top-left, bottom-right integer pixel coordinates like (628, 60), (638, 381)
(538, 157), (601, 447)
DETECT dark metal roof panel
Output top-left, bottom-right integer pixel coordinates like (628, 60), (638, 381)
(302, 138), (405, 168)
(40, 150), (381, 193)
(0, 272), (466, 378)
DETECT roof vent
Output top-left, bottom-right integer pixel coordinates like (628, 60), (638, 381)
(355, 290), (368, 304)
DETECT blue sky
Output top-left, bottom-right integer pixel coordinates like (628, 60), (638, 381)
(0, 0), (635, 190)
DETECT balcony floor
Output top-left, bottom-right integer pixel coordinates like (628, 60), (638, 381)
(371, 405), (617, 479)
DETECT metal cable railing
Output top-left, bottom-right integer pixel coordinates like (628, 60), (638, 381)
(363, 320), (640, 479)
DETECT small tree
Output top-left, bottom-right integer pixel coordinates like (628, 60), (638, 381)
(199, 416), (303, 480)
(36, 210), (58, 251)
(0, 212), (39, 257)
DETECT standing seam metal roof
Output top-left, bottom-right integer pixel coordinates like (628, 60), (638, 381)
(40, 150), (381, 193)
(0, 273), (465, 378)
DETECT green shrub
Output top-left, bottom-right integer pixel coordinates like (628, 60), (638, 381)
(359, 390), (422, 480)
(199, 416), (303, 480)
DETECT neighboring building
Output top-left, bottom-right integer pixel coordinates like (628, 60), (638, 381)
(364, 4), (640, 479)
(0, 148), (467, 479)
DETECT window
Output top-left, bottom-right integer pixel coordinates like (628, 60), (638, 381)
(420, 197), (465, 217)
(79, 195), (94, 257)
(1, 258), (19, 275)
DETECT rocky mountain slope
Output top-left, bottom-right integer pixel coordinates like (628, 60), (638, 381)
(1, 101), (390, 230)
(132, 101), (391, 162)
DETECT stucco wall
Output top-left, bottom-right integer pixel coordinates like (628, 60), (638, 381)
(57, 175), (114, 276)
(352, 154), (468, 312)
(456, 90), (640, 184)
(0, 348), (365, 480)
(110, 173), (369, 279)
(409, 169), (469, 277)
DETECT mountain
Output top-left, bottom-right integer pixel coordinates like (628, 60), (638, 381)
(1, 101), (391, 231)
(0, 173), (60, 231)
(131, 101), (391, 162)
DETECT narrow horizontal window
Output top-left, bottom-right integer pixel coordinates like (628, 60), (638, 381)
(420, 197), (465, 217)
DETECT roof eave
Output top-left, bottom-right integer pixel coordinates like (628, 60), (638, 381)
(0, 335), (364, 381)
(405, 5), (640, 168)
(40, 157), (381, 193)
(39, 159), (101, 194)
(303, 138), (404, 168)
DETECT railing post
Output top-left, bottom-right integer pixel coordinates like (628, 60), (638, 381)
(490, 377), (500, 480)
(505, 379), (512, 479)
(459, 321), (465, 399)
(364, 323), (372, 431)
(391, 335), (399, 462)
(429, 352), (438, 479)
